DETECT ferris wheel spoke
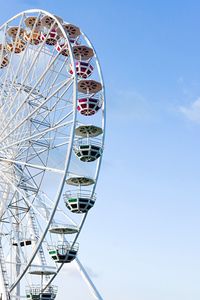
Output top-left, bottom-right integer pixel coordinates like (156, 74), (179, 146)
(12, 132), (70, 161)
(0, 115), (73, 152)
(1, 13), (56, 101)
(35, 90), (74, 129)
(15, 135), (72, 165)
(24, 79), (73, 131)
(47, 139), (71, 149)
(32, 54), (70, 98)
(0, 169), (49, 219)
(0, 157), (65, 175)
(0, 13), (25, 98)
(0, 36), (63, 132)
(0, 166), (69, 229)
(5, 13), (42, 95)
(0, 71), (71, 140)
(24, 19), (68, 88)
(24, 48), (63, 96)
(0, 78), (73, 144)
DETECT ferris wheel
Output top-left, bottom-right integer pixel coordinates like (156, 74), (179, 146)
(0, 9), (105, 300)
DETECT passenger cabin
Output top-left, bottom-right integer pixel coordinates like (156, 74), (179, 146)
(26, 286), (57, 300)
(48, 243), (78, 263)
(77, 97), (101, 115)
(64, 191), (96, 213)
(74, 142), (103, 162)
(69, 61), (94, 79)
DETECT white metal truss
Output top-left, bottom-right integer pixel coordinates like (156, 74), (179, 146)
(0, 9), (105, 300)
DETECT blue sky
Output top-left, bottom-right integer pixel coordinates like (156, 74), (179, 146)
(2, 0), (200, 299)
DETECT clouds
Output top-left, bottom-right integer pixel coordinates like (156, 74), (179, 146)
(179, 98), (200, 123)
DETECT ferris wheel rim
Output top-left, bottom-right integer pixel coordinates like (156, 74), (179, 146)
(0, 9), (105, 299)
